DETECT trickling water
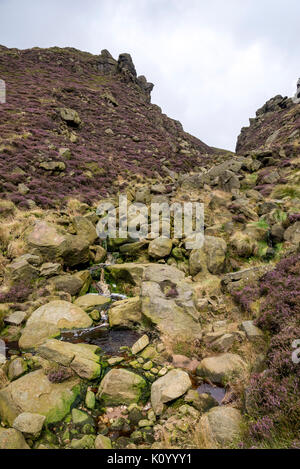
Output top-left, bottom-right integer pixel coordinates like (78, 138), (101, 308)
(197, 383), (226, 404)
(61, 327), (141, 356)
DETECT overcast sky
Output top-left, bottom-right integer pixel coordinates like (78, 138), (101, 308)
(0, 0), (299, 150)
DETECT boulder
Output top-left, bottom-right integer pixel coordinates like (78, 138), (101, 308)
(6, 257), (39, 283)
(0, 369), (80, 425)
(148, 238), (173, 259)
(4, 311), (26, 326)
(0, 428), (29, 449)
(197, 407), (243, 448)
(72, 216), (98, 244)
(106, 263), (146, 286)
(240, 321), (263, 341)
(131, 334), (150, 355)
(197, 353), (247, 385)
(284, 222), (300, 245)
(40, 262), (62, 277)
(27, 221), (66, 261)
(95, 434), (112, 449)
(19, 300), (92, 349)
(203, 236), (227, 274)
(151, 369), (192, 415)
(74, 294), (110, 312)
(109, 297), (142, 328)
(51, 274), (84, 296)
(37, 339), (102, 380)
(40, 161), (66, 172)
(59, 107), (81, 126)
(141, 278), (201, 341)
(13, 412), (45, 437)
(97, 369), (147, 406)
(62, 235), (90, 267)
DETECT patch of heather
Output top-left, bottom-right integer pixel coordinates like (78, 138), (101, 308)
(231, 284), (260, 312)
(0, 281), (33, 303)
(242, 254), (300, 446)
(0, 45), (216, 208)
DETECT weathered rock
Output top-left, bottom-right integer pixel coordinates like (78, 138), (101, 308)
(151, 369), (192, 415)
(109, 297), (142, 328)
(148, 238), (173, 259)
(62, 235), (90, 267)
(0, 369), (80, 425)
(197, 353), (247, 385)
(184, 389), (218, 412)
(37, 339), (101, 380)
(19, 300), (92, 349)
(6, 257), (39, 283)
(40, 161), (66, 172)
(284, 222), (300, 245)
(204, 236), (227, 274)
(4, 311), (26, 326)
(40, 262), (62, 277)
(106, 263), (146, 286)
(240, 321), (264, 341)
(70, 435), (96, 449)
(13, 412), (45, 437)
(51, 274), (84, 296)
(141, 278), (201, 341)
(97, 369), (147, 406)
(8, 358), (28, 381)
(74, 294), (110, 312)
(0, 427), (29, 449)
(60, 107), (81, 126)
(72, 408), (93, 425)
(198, 407), (243, 448)
(72, 216), (98, 244)
(131, 335), (149, 354)
(27, 221), (66, 261)
(95, 434), (112, 449)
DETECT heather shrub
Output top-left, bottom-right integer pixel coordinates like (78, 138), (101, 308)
(0, 281), (33, 303)
(241, 254), (300, 447)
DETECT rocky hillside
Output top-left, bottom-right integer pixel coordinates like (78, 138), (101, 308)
(0, 48), (299, 450)
(0, 45), (225, 209)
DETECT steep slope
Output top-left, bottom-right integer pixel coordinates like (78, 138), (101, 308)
(0, 45), (218, 209)
(236, 94), (300, 155)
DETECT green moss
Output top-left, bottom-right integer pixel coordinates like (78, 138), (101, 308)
(45, 384), (81, 425)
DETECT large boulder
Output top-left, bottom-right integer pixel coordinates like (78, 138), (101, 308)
(106, 264), (146, 287)
(27, 221), (66, 261)
(72, 216), (98, 244)
(0, 428), (29, 449)
(62, 234), (90, 267)
(148, 238), (173, 259)
(13, 412), (45, 437)
(37, 339), (102, 379)
(19, 300), (92, 349)
(97, 369), (147, 406)
(109, 297), (142, 328)
(197, 407), (243, 448)
(6, 257), (39, 283)
(141, 265), (201, 341)
(197, 353), (247, 385)
(74, 294), (110, 312)
(0, 369), (80, 425)
(151, 369), (192, 415)
(59, 107), (81, 126)
(189, 237), (227, 276)
(27, 221), (91, 267)
(284, 222), (300, 245)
